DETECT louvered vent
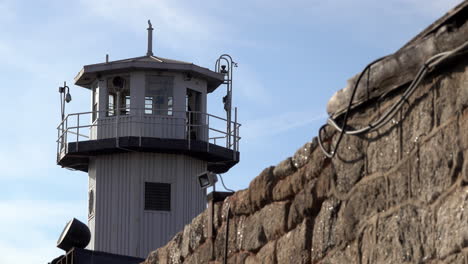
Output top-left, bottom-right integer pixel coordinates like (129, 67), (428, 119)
(145, 182), (171, 211)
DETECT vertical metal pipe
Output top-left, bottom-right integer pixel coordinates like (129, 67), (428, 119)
(147, 20), (154, 56)
(77, 114), (80, 151)
(207, 114), (210, 152)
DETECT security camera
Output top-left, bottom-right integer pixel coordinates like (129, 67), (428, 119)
(197, 171), (218, 189)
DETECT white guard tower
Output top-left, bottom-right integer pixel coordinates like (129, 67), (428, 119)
(56, 21), (240, 258)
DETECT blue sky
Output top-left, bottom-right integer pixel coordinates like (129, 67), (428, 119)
(0, 0), (463, 263)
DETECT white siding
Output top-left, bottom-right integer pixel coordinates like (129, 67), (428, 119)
(89, 153), (206, 258)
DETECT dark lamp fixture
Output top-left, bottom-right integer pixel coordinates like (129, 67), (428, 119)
(197, 171), (218, 189)
(220, 65), (228, 74)
(57, 218), (91, 252)
(65, 92), (72, 103)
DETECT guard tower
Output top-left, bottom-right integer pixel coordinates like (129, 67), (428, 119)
(56, 21), (240, 258)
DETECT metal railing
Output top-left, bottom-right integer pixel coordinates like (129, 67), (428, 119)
(56, 107), (241, 162)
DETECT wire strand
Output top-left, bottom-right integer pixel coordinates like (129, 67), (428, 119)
(218, 174), (235, 193)
(318, 40), (468, 158)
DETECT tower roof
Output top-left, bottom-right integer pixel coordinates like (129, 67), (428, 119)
(74, 55), (225, 93)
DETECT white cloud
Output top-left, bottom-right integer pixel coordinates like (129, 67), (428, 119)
(242, 110), (326, 140)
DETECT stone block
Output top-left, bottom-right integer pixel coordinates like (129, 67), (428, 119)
(331, 132), (366, 194)
(287, 179), (317, 230)
(416, 121), (461, 203)
(366, 118), (400, 175)
(214, 215), (240, 260)
(260, 201), (289, 241)
(187, 211), (207, 253)
(166, 232), (183, 264)
(230, 189), (253, 216)
(273, 157), (296, 180)
(436, 187), (468, 258)
(387, 162), (411, 207)
(249, 167), (275, 210)
(360, 206), (434, 264)
(255, 241), (276, 264)
(318, 241), (359, 264)
(311, 198), (341, 262)
(227, 252), (250, 264)
(276, 219), (312, 264)
(460, 110), (468, 150)
(434, 64), (468, 126)
(343, 176), (387, 220)
(400, 89), (434, 156)
(304, 146), (328, 181)
(292, 141), (314, 169)
(241, 213), (267, 252)
(272, 177), (294, 201)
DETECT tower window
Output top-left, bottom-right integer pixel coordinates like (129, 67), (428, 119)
(107, 76), (130, 116)
(144, 182), (171, 211)
(145, 75), (174, 116)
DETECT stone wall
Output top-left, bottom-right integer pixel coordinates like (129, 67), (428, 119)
(143, 3), (468, 264)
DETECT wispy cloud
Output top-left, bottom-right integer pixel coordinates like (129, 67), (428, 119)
(242, 110), (326, 140)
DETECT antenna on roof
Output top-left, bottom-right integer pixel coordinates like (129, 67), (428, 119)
(147, 20), (154, 56)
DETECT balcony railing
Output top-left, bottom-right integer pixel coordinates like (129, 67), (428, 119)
(56, 107), (240, 162)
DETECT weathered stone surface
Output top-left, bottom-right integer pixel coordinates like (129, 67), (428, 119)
(166, 232), (183, 264)
(272, 176), (294, 201)
(241, 213), (267, 252)
(331, 132), (366, 194)
(318, 241), (359, 264)
(214, 215), (240, 260)
(416, 121), (460, 203)
(245, 241), (276, 264)
(461, 110), (468, 151)
(363, 206), (435, 264)
(287, 179), (317, 230)
(436, 187), (468, 258)
(344, 176), (387, 220)
(366, 116), (400, 174)
(292, 141), (314, 169)
(249, 167), (275, 210)
(401, 87), (434, 156)
(273, 157), (296, 180)
(260, 202), (289, 241)
(230, 189), (253, 216)
(183, 241), (213, 264)
(387, 162), (411, 207)
(276, 219), (312, 264)
(227, 252), (249, 264)
(311, 198), (341, 261)
(272, 167), (306, 201)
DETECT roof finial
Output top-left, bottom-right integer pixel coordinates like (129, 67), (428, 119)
(147, 20), (154, 56)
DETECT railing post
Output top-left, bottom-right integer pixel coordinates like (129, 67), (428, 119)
(77, 114), (80, 151)
(56, 127), (60, 162)
(207, 114), (210, 152)
(233, 107), (238, 160)
(65, 117), (68, 153)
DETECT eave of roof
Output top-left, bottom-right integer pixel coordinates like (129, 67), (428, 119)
(74, 55), (225, 93)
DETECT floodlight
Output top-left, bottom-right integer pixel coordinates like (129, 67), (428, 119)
(57, 218), (91, 252)
(197, 171), (218, 189)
